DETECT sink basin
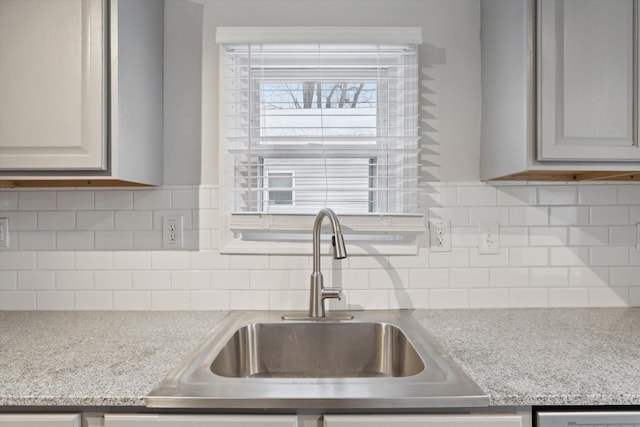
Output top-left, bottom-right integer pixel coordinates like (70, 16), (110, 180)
(146, 310), (487, 409)
(211, 322), (425, 378)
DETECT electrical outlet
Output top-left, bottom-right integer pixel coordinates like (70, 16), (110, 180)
(478, 221), (500, 255)
(163, 215), (184, 249)
(429, 219), (451, 252)
(0, 218), (8, 248)
(636, 223), (640, 253)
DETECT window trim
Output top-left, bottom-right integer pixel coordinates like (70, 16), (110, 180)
(217, 28), (425, 255)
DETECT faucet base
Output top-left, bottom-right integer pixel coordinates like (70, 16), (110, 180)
(281, 312), (354, 321)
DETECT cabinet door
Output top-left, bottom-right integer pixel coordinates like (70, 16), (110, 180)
(0, 414), (81, 427)
(104, 414), (298, 427)
(323, 414), (526, 427)
(538, 0), (640, 161)
(0, 0), (106, 171)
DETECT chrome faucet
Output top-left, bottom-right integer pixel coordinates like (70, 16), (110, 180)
(282, 208), (351, 320)
(309, 208), (347, 318)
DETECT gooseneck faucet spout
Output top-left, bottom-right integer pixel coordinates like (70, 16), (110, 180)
(309, 208), (347, 318)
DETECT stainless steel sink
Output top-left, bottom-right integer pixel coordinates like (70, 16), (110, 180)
(146, 311), (487, 409)
(211, 322), (425, 378)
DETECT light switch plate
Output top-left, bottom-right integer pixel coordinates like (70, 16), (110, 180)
(0, 218), (8, 248)
(478, 221), (500, 255)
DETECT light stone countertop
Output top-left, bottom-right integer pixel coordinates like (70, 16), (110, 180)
(0, 308), (639, 408)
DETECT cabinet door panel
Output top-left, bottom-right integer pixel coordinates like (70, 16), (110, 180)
(0, 414), (81, 427)
(538, 0), (639, 161)
(324, 414), (526, 427)
(104, 414), (298, 427)
(0, 0), (106, 171)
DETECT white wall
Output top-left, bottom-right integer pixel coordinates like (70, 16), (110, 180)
(1, 0), (640, 310)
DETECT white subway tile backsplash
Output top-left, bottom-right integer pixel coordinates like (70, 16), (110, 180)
(38, 211), (76, 230)
(549, 246), (589, 266)
(569, 267), (609, 287)
(538, 185), (578, 205)
(230, 290), (269, 309)
(172, 270), (211, 289)
(589, 287), (629, 307)
(508, 288), (548, 308)
(76, 291), (113, 310)
(37, 291), (75, 310)
(134, 190), (172, 210)
(457, 186), (497, 206)
(0, 291), (36, 310)
(590, 246), (629, 266)
(76, 252), (113, 270)
(0, 271), (17, 290)
(497, 186), (537, 206)
(77, 211), (114, 230)
(578, 185), (617, 205)
(450, 268), (489, 288)
(509, 206), (549, 226)
(190, 290), (230, 310)
(408, 268), (449, 288)
(18, 271), (55, 290)
(56, 231), (94, 250)
(530, 267), (569, 287)
(3, 183), (640, 310)
(18, 191), (56, 210)
(133, 271), (171, 290)
(95, 231), (134, 250)
(489, 267), (528, 287)
(549, 287), (589, 307)
(95, 271), (132, 290)
(618, 185), (640, 205)
(57, 191), (94, 210)
(590, 206), (629, 225)
(19, 231), (56, 250)
(549, 206), (589, 226)
(115, 211), (153, 230)
(0, 191), (18, 210)
(470, 288), (509, 308)
(509, 247), (548, 266)
(429, 289), (469, 309)
(56, 271), (94, 290)
(468, 207), (509, 226)
(151, 290), (190, 310)
(95, 191), (133, 210)
(568, 226), (608, 246)
(113, 290), (151, 310)
(609, 226), (637, 246)
(529, 227), (568, 246)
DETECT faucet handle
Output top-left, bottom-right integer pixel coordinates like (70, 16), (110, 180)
(322, 287), (343, 301)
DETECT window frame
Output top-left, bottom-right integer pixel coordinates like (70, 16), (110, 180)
(217, 28), (425, 255)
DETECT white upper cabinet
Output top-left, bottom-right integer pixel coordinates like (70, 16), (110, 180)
(0, 0), (163, 186)
(538, 0), (638, 161)
(0, 0), (105, 171)
(480, 0), (640, 181)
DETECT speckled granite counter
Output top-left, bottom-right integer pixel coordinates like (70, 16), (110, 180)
(0, 309), (639, 408)
(413, 308), (640, 407)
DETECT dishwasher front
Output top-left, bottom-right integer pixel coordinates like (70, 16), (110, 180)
(537, 411), (640, 426)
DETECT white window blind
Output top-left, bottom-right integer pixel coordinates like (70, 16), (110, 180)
(217, 28), (425, 254)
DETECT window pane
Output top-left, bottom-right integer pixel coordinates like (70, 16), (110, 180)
(258, 81), (377, 140)
(262, 157), (372, 214)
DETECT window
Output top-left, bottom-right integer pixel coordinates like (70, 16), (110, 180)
(217, 28), (425, 254)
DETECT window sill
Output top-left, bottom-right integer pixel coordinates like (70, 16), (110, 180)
(221, 213), (426, 255)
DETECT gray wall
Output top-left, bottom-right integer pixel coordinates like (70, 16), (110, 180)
(163, 0), (482, 185)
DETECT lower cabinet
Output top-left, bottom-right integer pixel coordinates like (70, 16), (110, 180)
(0, 414), (81, 427)
(323, 414), (528, 427)
(104, 414), (298, 427)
